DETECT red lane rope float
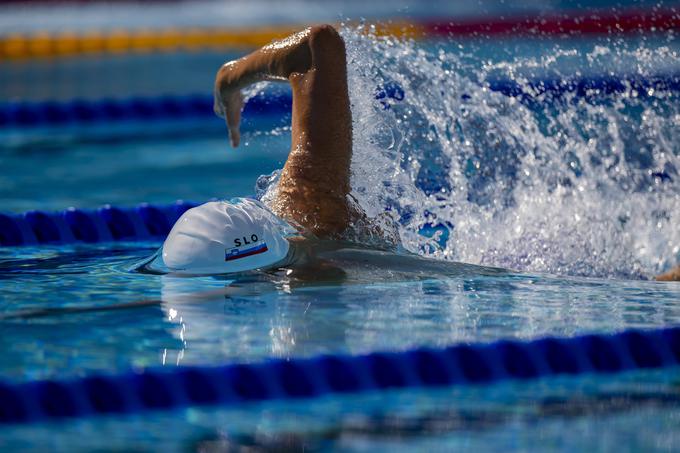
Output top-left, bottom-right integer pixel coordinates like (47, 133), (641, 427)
(424, 8), (680, 37)
(1, 8), (678, 61)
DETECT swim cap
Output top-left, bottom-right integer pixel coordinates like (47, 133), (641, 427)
(162, 198), (292, 274)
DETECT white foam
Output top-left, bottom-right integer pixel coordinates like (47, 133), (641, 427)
(258, 26), (680, 279)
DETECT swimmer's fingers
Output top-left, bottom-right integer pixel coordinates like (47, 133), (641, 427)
(224, 91), (244, 148)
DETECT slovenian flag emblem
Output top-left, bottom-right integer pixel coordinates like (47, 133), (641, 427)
(225, 242), (269, 261)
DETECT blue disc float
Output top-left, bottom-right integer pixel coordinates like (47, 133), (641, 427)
(1, 74), (678, 129)
(0, 201), (200, 246)
(0, 326), (677, 424)
(2, 201), (448, 247)
(2, 200), (459, 247)
(0, 91), (291, 129)
(487, 73), (680, 99)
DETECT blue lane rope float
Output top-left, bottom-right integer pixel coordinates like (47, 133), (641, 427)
(0, 91), (291, 129)
(1, 74), (678, 129)
(0, 201), (200, 246)
(0, 326), (677, 424)
(487, 74), (680, 102)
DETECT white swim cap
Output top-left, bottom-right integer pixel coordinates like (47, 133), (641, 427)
(162, 198), (292, 274)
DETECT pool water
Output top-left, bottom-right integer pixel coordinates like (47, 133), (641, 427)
(2, 241), (679, 381)
(0, 125), (289, 212)
(2, 24), (680, 451)
(2, 371), (680, 451)
(2, 239), (680, 450)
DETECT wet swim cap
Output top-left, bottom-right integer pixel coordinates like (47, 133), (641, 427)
(162, 198), (292, 274)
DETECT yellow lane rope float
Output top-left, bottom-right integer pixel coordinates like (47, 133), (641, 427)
(3, 8), (676, 61)
(0, 22), (423, 61)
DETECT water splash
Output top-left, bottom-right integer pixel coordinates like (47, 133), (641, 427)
(261, 25), (680, 279)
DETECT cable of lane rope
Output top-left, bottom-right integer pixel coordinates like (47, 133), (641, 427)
(0, 326), (677, 424)
(0, 74), (678, 130)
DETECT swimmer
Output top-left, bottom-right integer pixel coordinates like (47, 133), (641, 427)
(160, 25), (387, 276)
(159, 24), (484, 278)
(161, 24), (680, 281)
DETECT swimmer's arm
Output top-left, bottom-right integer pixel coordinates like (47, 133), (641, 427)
(214, 25), (356, 238)
(216, 29), (313, 87)
(214, 28), (315, 147)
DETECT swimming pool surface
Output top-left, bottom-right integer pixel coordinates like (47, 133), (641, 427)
(2, 21), (680, 452)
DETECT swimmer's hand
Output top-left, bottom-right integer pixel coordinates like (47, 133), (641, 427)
(213, 87), (244, 148)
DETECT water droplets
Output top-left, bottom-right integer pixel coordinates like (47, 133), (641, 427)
(340, 25), (680, 278)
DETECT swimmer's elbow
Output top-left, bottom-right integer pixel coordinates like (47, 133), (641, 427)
(309, 24), (342, 42)
(308, 24), (346, 61)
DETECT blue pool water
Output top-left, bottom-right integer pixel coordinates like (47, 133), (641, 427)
(2, 25), (680, 450)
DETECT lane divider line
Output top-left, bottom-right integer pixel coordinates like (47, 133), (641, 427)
(0, 201), (200, 246)
(0, 74), (678, 130)
(424, 8), (680, 37)
(0, 22), (419, 61)
(0, 326), (677, 424)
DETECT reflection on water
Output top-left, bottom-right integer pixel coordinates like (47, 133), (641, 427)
(1, 242), (680, 383)
(1, 369), (679, 451)
(191, 386), (680, 450)
(1, 12), (680, 451)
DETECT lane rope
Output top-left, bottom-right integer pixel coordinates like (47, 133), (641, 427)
(0, 91), (290, 129)
(1, 8), (678, 61)
(1, 74), (678, 129)
(0, 22), (417, 61)
(0, 201), (199, 246)
(0, 326), (678, 424)
(423, 8), (680, 37)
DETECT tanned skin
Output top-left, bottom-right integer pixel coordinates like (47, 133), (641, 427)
(214, 25), (355, 238)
